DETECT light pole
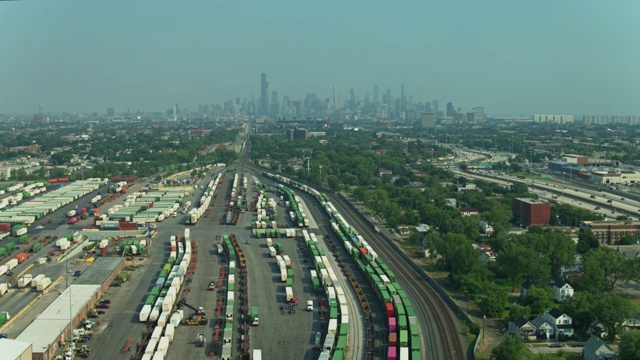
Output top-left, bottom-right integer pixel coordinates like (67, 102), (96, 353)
(319, 165), (323, 184)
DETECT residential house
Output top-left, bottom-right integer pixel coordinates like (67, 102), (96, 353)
(582, 335), (615, 360)
(543, 308), (574, 338)
(530, 316), (554, 340)
(508, 317), (536, 340)
(459, 207), (479, 216)
(623, 315), (640, 331)
(521, 280), (533, 299)
(396, 225), (410, 236)
(553, 280), (574, 302)
(473, 243), (496, 266)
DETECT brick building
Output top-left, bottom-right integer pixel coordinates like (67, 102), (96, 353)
(579, 220), (640, 245)
(512, 198), (551, 227)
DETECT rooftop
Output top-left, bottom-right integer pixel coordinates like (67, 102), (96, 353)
(74, 257), (124, 285)
(515, 198), (548, 205)
(0, 338), (32, 358)
(16, 284), (100, 354)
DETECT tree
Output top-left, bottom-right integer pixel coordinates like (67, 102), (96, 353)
(478, 282), (509, 318)
(577, 229), (599, 254)
(491, 335), (528, 360)
(506, 303), (531, 322)
(619, 330), (640, 360)
(579, 247), (625, 292)
(524, 286), (554, 315)
(594, 295), (635, 341)
(494, 242), (550, 290)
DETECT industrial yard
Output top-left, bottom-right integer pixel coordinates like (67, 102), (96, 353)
(0, 156), (465, 360)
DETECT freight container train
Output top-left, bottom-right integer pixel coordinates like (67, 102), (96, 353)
(263, 171), (422, 360)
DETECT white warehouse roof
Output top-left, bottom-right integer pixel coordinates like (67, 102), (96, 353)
(0, 338), (32, 359)
(16, 284), (100, 354)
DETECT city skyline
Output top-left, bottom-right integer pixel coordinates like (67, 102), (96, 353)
(1, 1), (640, 115)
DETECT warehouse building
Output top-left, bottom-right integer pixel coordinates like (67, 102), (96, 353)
(14, 257), (124, 360)
(0, 338), (32, 360)
(16, 285), (101, 360)
(512, 198), (551, 227)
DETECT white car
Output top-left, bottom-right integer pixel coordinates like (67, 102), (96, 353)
(306, 300), (314, 312)
(36, 225), (44, 230)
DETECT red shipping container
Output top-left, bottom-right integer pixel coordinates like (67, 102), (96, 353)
(119, 223), (138, 231)
(81, 208), (88, 214)
(0, 223), (11, 232)
(171, 246), (177, 252)
(388, 332), (397, 347)
(387, 346), (397, 360)
(16, 252), (28, 263)
(148, 203), (154, 208)
(359, 247), (368, 259)
(92, 208), (100, 214)
(389, 317), (397, 332)
(58, 177), (70, 182)
(386, 303), (394, 317)
(48, 178), (58, 183)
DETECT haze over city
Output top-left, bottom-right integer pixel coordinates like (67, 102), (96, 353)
(1, 0), (639, 115)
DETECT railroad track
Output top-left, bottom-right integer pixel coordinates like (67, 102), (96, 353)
(328, 193), (468, 360)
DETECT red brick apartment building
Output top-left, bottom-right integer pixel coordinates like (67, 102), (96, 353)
(512, 198), (551, 227)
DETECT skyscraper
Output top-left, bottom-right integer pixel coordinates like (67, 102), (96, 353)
(400, 84), (406, 112)
(349, 88), (355, 110)
(446, 102), (455, 117)
(373, 85), (379, 104)
(260, 73), (269, 116)
(107, 108), (114, 117)
(333, 84), (337, 109)
(431, 100), (438, 116)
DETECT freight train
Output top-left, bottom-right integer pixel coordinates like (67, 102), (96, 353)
(263, 171), (421, 360)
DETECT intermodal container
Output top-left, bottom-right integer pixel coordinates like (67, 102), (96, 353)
(387, 347), (397, 360)
(386, 303), (394, 317)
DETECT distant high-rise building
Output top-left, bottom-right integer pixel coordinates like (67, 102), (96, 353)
(349, 88), (355, 109)
(373, 85), (379, 104)
(175, 103), (180, 115)
(420, 112), (436, 128)
(446, 102), (455, 117)
(286, 128), (309, 141)
(533, 114), (573, 124)
(400, 84), (406, 112)
(333, 84), (338, 109)
(473, 107), (485, 121)
(260, 73), (269, 116)
(107, 108), (114, 117)
(431, 100), (438, 116)
(173, 106), (177, 121)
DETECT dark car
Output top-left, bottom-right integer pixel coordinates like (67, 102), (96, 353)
(88, 313), (99, 318)
(549, 343), (564, 348)
(110, 282), (122, 287)
(0, 333), (8, 339)
(100, 299), (111, 304)
(96, 310), (106, 314)
(96, 303), (110, 309)
(73, 270), (82, 277)
(595, 206), (601, 210)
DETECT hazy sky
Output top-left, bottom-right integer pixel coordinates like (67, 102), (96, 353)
(1, 0), (639, 115)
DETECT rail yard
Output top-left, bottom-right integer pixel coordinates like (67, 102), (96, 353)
(0, 150), (470, 360)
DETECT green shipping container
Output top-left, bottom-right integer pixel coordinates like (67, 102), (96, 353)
(339, 324), (348, 336)
(145, 295), (156, 305)
(330, 307), (338, 319)
(19, 234), (28, 243)
(228, 283), (234, 292)
(32, 243), (42, 252)
(286, 278), (292, 287)
(150, 287), (160, 296)
(332, 350), (345, 360)
(412, 351), (422, 360)
(336, 336), (347, 350)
